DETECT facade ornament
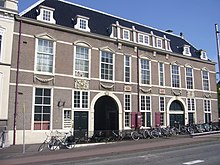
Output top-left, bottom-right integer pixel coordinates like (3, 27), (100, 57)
(124, 85), (132, 92)
(204, 93), (211, 98)
(172, 89), (182, 96)
(100, 83), (114, 89)
(34, 75), (54, 83)
(140, 87), (151, 93)
(75, 79), (89, 89)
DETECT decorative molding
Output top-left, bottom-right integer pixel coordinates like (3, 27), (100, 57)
(140, 87), (151, 93)
(204, 93), (211, 98)
(124, 85), (132, 92)
(159, 88), (165, 94)
(75, 79), (89, 89)
(172, 89), (182, 96)
(34, 75), (54, 83)
(187, 91), (194, 97)
(100, 83), (114, 89)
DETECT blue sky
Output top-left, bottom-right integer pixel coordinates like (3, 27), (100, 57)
(19, 0), (220, 73)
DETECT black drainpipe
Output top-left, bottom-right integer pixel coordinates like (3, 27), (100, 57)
(136, 47), (140, 129)
(13, 19), (22, 145)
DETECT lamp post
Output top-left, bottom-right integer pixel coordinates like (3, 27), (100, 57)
(215, 24), (220, 78)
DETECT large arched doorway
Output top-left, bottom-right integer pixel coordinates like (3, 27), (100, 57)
(94, 96), (119, 131)
(169, 100), (185, 127)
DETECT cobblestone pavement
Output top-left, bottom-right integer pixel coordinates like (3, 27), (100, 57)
(0, 133), (220, 165)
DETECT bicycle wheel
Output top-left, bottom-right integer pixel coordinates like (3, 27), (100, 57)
(38, 142), (46, 152)
(66, 141), (76, 149)
(48, 138), (60, 151)
(151, 130), (159, 138)
(131, 131), (140, 141)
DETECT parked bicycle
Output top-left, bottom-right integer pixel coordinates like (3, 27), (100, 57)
(38, 131), (59, 152)
(50, 131), (77, 150)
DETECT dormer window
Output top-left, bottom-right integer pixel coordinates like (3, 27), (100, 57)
(200, 50), (208, 60)
(156, 38), (162, 48)
(183, 45), (191, 56)
(37, 6), (56, 24)
(74, 15), (90, 32)
(123, 29), (130, 40)
(138, 34), (149, 45)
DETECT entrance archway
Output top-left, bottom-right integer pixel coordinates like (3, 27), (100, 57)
(169, 100), (185, 127)
(94, 96), (119, 131)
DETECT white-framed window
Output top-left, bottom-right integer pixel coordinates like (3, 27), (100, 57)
(159, 97), (165, 112)
(159, 97), (165, 126)
(140, 95), (151, 127)
(100, 50), (114, 81)
(36, 38), (55, 74)
(73, 90), (89, 109)
(186, 67), (194, 89)
(33, 88), (52, 130)
(140, 59), (150, 84)
(202, 69), (209, 91)
(63, 109), (72, 129)
(138, 34), (149, 45)
(159, 62), (164, 86)
(204, 99), (211, 123)
(171, 64), (180, 88)
(37, 6), (56, 24)
(124, 94), (131, 127)
(74, 45), (90, 78)
(123, 29), (130, 40)
(124, 55), (131, 83)
(74, 15), (90, 32)
(156, 38), (162, 48)
(183, 45), (191, 56)
(200, 50), (208, 60)
(0, 73), (3, 111)
(0, 28), (4, 62)
(187, 98), (195, 111)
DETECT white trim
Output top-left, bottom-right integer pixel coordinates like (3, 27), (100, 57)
(124, 55), (131, 83)
(0, 27), (5, 62)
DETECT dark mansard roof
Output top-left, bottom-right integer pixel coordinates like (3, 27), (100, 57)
(20, 0), (203, 59)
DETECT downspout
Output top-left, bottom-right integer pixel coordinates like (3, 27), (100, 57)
(136, 47), (140, 128)
(13, 19), (22, 145)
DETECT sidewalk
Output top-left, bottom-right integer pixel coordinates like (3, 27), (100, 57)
(0, 134), (220, 165)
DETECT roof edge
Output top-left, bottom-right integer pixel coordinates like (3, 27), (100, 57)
(19, 0), (45, 16)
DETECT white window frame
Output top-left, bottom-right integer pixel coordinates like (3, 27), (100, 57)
(204, 99), (212, 123)
(124, 55), (131, 83)
(202, 69), (210, 91)
(63, 108), (73, 129)
(100, 49), (115, 81)
(74, 43), (91, 78)
(171, 64), (180, 88)
(124, 94), (131, 128)
(73, 90), (90, 110)
(0, 28), (5, 62)
(37, 6), (56, 24)
(187, 98), (195, 112)
(183, 45), (191, 56)
(185, 66), (194, 89)
(138, 33), (149, 45)
(140, 58), (151, 85)
(159, 97), (165, 112)
(140, 95), (151, 127)
(156, 38), (162, 48)
(123, 29), (130, 41)
(0, 72), (3, 112)
(200, 50), (208, 60)
(159, 62), (165, 86)
(74, 15), (90, 32)
(35, 37), (56, 75)
(33, 87), (53, 130)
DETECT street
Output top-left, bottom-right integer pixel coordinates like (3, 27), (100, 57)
(52, 141), (220, 165)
